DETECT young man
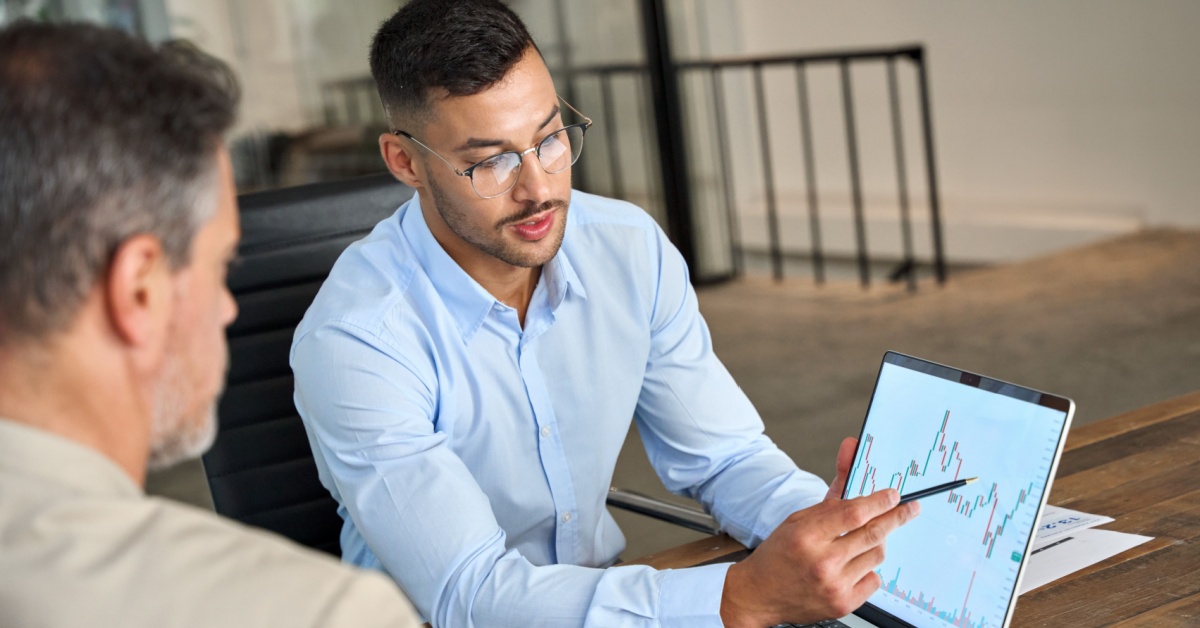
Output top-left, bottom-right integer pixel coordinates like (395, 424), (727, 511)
(0, 22), (419, 627)
(291, 1), (917, 626)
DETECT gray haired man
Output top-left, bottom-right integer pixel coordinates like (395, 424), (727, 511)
(0, 21), (419, 627)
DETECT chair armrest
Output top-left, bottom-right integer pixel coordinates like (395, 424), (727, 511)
(606, 487), (720, 536)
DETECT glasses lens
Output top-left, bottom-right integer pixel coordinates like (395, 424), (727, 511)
(538, 125), (585, 175)
(470, 152), (521, 198)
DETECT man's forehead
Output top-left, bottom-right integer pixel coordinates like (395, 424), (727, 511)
(426, 93), (559, 147)
(421, 52), (559, 145)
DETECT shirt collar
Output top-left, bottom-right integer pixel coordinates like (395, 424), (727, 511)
(543, 244), (588, 309)
(400, 193), (496, 343)
(0, 418), (141, 499)
(399, 192), (589, 343)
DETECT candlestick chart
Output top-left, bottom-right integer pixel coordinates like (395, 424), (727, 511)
(849, 362), (1068, 627)
(846, 410), (1039, 562)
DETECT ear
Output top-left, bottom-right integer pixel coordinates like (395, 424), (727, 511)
(379, 132), (425, 189)
(105, 234), (172, 353)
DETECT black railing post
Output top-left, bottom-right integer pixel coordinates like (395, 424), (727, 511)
(344, 87), (361, 126)
(887, 57), (917, 292)
(912, 48), (947, 285)
(710, 67), (743, 276)
(636, 74), (669, 223)
(551, 0), (589, 193)
(551, 0), (577, 105)
(752, 64), (784, 281)
(639, 0), (697, 272)
(840, 59), (870, 288)
(599, 71), (625, 200)
(322, 91), (336, 127)
(565, 44), (943, 287)
(795, 62), (825, 284)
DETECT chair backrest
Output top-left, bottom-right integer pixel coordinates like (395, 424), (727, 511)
(202, 174), (414, 557)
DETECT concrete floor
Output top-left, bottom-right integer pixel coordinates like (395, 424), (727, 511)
(610, 228), (1200, 557)
(149, 228), (1200, 561)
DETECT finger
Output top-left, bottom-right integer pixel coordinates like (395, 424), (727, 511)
(836, 499), (918, 556)
(782, 493), (840, 525)
(836, 436), (858, 476)
(825, 568), (881, 621)
(843, 541), (887, 582)
(848, 568), (884, 605)
(825, 437), (859, 500)
(828, 488), (899, 535)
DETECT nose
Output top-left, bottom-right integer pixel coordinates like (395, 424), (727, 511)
(510, 148), (554, 205)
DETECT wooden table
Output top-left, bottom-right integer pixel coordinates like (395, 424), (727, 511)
(630, 391), (1200, 626)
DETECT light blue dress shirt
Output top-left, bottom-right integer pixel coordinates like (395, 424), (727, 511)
(291, 190), (828, 627)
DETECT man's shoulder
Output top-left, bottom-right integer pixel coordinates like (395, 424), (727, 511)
(138, 496), (423, 626)
(569, 189), (661, 233)
(295, 208), (420, 345)
(564, 191), (668, 271)
(0, 489), (419, 627)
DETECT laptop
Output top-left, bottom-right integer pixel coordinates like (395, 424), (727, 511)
(787, 351), (1074, 628)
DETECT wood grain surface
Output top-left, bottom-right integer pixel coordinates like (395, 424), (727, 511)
(1011, 392), (1200, 626)
(630, 391), (1200, 626)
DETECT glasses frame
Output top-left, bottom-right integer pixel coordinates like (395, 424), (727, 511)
(393, 96), (593, 199)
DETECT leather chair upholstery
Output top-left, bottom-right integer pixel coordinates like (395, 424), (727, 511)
(202, 174), (414, 556)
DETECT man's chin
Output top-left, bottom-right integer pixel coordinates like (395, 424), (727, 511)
(147, 404), (218, 471)
(506, 243), (561, 269)
(501, 217), (567, 268)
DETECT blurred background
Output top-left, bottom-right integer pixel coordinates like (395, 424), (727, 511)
(6, 0), (1198, 558)
(7, 0), (1198, 281)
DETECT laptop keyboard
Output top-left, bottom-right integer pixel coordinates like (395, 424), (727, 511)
(774, 620), (854, 628)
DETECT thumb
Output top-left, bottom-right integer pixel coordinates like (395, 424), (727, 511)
(825, 436), (859, 501)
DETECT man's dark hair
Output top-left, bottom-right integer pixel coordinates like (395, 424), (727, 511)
(0, 21), (239, 341)
(369, 0), (538, 131)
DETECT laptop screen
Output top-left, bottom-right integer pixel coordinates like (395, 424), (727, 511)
(845, 352), (1073, 628)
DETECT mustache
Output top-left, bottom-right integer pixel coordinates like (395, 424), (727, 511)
(498, 199), (568, 228)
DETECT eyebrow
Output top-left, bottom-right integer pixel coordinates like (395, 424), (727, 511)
(455, 104), (561, 152)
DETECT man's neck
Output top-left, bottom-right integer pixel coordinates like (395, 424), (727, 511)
(419, 201), (545, 327)
(0, 334), (151, 487)
(451, 255), (542, 327)
(486, 266), (541, 327)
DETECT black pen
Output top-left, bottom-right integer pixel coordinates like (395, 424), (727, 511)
(899, 477), (978, 504)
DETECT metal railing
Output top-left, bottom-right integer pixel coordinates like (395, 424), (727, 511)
(552, 64), (652, 205)
(322, 77), (386, 128)
(566, 44), (946, 289)
(315, 45), (947, 289)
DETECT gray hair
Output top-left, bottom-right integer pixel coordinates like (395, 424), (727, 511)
(0, 22), (240, 342)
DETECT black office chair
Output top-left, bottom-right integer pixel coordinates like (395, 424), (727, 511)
(202, 174), (716, 558)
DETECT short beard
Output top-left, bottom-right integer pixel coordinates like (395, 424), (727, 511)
(426, 166), (569, 268)
(147, 350), (220, 471)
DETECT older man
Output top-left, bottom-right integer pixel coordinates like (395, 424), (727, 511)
(0, 22), (419, 627)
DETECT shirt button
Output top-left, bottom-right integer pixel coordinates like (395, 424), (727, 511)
(540, 426), (551, 438)
(562, 512), (572, 523)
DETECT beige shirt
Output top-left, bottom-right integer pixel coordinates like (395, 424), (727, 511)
(0, 419), (421, 628)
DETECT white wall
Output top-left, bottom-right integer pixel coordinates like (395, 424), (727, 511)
(682, 0), (1200, 264)
(166, 0), (306, 136)
(165, 0), (399, 136)
(157, 1), (1200, 264)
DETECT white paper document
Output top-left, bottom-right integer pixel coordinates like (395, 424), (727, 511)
(1017, 506), (1153, 595)
(1032, 504), (1114, 547)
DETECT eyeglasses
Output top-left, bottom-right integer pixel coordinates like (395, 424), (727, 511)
(393, 97), (592, 199)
